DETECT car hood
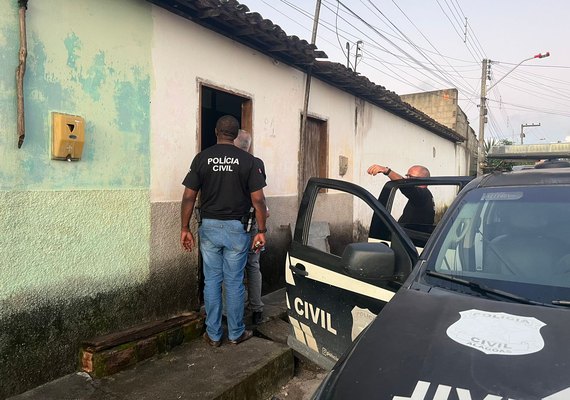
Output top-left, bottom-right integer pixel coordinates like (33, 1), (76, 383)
(317, 288), (570, 400)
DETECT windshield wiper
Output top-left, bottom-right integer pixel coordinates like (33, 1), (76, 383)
(425, 270), (550, 307)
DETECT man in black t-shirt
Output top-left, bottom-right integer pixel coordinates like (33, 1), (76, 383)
(180, 116), (267, 347)
(367, 164), (435, 225)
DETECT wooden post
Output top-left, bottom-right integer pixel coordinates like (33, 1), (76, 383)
(16, 0), (28, 148)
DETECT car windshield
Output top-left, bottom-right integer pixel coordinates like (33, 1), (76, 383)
(423, 185), (570, 304)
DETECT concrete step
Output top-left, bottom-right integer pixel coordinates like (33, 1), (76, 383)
(10, 336), (294, 400)
(9, 289), (294, 400)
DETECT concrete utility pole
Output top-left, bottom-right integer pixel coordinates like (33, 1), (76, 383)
(477, 52), (550, 176)
(520, 123), (541, 144)
(477, 59), (489, 176)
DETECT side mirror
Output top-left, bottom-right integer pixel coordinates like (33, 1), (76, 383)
(341, 242), (396, 281)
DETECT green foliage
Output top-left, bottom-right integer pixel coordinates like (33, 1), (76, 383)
(483, 139), (515, 173)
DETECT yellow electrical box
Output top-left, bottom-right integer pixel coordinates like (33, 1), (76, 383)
(52, 112), (85, 161)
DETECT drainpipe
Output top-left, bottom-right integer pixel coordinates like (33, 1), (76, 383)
(16, 0), (28, 148)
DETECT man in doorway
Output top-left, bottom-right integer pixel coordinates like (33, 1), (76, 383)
(180, 115), (267, 347)
(367, 164), (435, 226)
(234, 129), (268, 325)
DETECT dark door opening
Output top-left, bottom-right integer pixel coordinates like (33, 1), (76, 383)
(200, 86), (252, 150)
(198, 85), (253, 303)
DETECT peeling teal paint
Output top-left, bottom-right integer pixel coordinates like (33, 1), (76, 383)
(79, 51), (107, 101)
(64, 33), (80, 70)
(0, 0), (152, 191)
(114, 69), (150, 134)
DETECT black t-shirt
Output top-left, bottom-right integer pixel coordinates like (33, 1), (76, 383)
(399, 186), (435, 225)
(182, 144), (266, 220)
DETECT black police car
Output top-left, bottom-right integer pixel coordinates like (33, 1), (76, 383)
(307, 165), (570, 399)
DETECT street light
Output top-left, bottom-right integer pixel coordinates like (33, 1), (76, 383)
(476, 52), (550, 176)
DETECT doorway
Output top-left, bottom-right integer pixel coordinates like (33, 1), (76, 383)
(200, 85), (252, 151)
(198, 85), (253, 303)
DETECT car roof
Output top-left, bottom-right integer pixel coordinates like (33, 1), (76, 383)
(467, 167), (570, 190)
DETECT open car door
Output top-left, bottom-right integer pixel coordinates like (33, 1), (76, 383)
(286, 178), (418, 369)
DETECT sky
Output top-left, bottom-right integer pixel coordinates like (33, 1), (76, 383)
(240, 0), (570, 144)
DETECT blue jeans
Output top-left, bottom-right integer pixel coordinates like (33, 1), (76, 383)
(199, 218), (250, 341)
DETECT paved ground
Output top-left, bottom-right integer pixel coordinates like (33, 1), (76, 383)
(267, 358), (327, 400)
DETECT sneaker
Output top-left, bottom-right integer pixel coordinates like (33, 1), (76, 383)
(203, 332), (221, 348)
(252, 311), (263, 325)
(229, 329), (253, 345)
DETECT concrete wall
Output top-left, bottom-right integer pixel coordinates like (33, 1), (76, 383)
(401, 89), (461, 132)
(401, 89), (476, 176)
(0, 1), (196, 397)
(0, 1), (467, 397)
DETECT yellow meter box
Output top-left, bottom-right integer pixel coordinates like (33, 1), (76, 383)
(52, 112), (85, 161)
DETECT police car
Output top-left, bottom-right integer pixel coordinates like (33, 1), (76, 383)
(301, 144), (570, 399)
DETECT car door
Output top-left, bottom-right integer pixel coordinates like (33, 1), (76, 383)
(286, 178), (418, 369)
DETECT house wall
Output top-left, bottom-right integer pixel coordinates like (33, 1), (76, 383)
(0, 1), (468, 397)
(401, 89), (475, 176)
(149, 7), (361, 298)
(353, 99), (463, 229)
(0, 1), (184, 397)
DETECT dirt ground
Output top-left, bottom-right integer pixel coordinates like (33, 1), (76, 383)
(267, 358), (327, 400)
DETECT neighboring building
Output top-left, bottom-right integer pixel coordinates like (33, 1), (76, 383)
(401, 89), (478, 175)
(0, 0), (471, 396)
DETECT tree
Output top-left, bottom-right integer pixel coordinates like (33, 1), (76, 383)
(483, 139), (515, 173)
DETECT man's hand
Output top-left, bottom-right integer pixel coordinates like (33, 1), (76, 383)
(367, 164), (388, 176)
(180, 229), (195, 251)
(251, 232), (266, 253)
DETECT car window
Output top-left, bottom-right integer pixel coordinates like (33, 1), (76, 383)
(426, 185), (570, 303)
(307, 188), (374, 257)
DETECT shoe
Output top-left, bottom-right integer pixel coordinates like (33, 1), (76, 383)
(229, 329), (253, 345)
(252, 311), (263, 325)
(203, 332), (221, 347)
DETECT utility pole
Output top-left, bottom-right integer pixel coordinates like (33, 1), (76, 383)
(298, 0), (321, 202)
(345, 42), (350, 69)
(477, 59), (489, 176)
(354, 40), (363, 73)
(477, 52), (550, 176)
(520, 123), (541, 144)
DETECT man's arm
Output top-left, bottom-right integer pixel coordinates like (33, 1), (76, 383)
(367, 164), (403, 181)
(250, 189), (267, 251)
(180, 187), (198, 251)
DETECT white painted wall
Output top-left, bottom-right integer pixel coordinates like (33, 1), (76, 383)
(150, 6), (306, 202)
(149, 5), (467, 216)
(354, 101), (462, 227)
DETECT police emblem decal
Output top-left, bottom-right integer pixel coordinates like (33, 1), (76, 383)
(446, 309), (546, 355)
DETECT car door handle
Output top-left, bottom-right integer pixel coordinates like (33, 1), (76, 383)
(290, 263), (308, 277)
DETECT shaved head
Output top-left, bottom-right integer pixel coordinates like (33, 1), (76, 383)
(234, 129), (252, 152)
(407, 165), (430, 178)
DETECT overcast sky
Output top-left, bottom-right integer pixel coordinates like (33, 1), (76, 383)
(241, 0), (570, 144)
